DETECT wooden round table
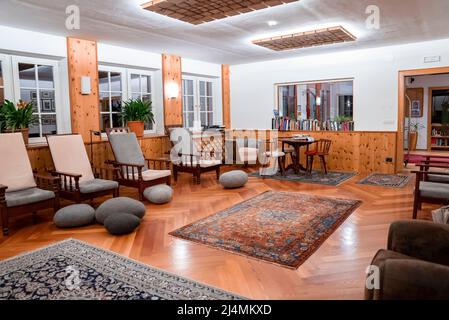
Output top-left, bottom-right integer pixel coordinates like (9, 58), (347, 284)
(280, 138), (314, 174)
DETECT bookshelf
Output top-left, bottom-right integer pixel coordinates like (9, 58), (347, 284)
(430, 123), (449, 150)
(272, 117), (354, 132)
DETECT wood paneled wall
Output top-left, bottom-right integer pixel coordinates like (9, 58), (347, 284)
(231, 130), (398, 174)
(222, 65), (231, 129)
(27, 136), (170, 174)
(162, 54), (183, 126)
(67, 37), (100, 142)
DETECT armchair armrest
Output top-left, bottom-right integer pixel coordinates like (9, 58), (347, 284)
(145, 158), (171, 170)
(51, 170), (82, 192)
(388, 220), (449, 266)
(112, 161), (144, 181)
(92, 165), (120, 180)
(0, 184), (7, 207)
(34, 174), (60, 192)
(380, 259), (449, 300)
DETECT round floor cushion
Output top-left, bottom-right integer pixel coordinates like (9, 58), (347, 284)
(219, 170), (248, 189)
(54, 204), (95, 228)
(95, 197), (145, 224)
(104, 213), (141, 235)
(143, 185), (173, 204)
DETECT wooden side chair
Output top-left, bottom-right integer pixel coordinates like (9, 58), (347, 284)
(413, 160), (449, 219)
(305, 139), (332, 175)
(167, 127), (222, 184)
(46, 134), (119, 203)
(106, 128), (171, 200)
(0, 133), (60, 235)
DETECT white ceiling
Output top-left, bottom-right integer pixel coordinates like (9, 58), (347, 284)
(1, 0), (449, 65)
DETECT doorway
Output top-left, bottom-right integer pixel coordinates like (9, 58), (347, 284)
(397, 67), (449, 172)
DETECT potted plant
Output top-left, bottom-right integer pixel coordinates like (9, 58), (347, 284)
(407, 121), (425, 151)
(120, 98), (154, 137)
(0, 100), (35, 145)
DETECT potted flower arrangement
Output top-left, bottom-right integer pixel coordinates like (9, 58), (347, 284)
(407, 121), (425, 151)
(120, 98), (154, 137)
(0, 100), (35, 145)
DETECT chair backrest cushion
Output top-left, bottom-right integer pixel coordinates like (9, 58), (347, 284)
(47, 134), (95, 183)
(108, 133), (147, 170)
(0, 133), (37, 192)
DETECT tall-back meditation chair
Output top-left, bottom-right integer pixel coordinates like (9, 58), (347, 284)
(167, 126), (222, 184)
(46, 134), (119, 203)
(106, 128), (171, 200)
(0, 133), (60, 235)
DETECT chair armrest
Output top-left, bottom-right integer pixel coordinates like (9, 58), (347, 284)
(412, 170), (449, 176)
(145, 158), (171, 170)
(34, 174), (60, 192)
(380, 259), (449, 300)
(0, 184), (7, 206)
(51, 170), (81, 192)
(388, 220), (449, 266)
(112, 161), (144, 181)
(92, 165), (120, 180)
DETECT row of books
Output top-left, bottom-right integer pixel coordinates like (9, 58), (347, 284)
(271, 117), (354, 131)
(431, 138), (449, 147)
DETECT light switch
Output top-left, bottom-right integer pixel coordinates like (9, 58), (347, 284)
(81, 76), (91, 95)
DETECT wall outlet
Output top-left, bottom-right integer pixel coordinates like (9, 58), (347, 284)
(385, 157), (393, 163)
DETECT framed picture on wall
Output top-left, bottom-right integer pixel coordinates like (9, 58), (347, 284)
(405, 87), (424, 118)
(411, 100), (422, 117)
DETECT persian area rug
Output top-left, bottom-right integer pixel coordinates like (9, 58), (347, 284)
(357, 173), (411, 188)
(170, 191), (361, 269)
(0, 239), (242, 300)
(249, 170), (356, 186)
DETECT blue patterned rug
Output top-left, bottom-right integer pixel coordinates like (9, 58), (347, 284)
(249, 169), (356, 186)
(357, 173), (411, 188)
(0, 239), (243, 300)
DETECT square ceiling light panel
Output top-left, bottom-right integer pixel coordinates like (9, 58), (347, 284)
(142, 0), (300, 25)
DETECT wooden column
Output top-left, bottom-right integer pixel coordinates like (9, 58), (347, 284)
(162, 54), (183, 126)
(222, 64), (231, 129)
(66, 37), (100, 142)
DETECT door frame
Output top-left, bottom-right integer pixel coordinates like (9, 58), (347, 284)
(397, 66), (449, 172)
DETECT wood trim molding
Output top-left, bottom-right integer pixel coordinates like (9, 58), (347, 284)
(162, 54), (183, 126)
(397, 66), (449, 172)
(222, 65), (231, 129)
(66, 37), (100, 142)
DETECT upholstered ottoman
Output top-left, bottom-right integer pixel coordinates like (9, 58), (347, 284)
(219, 170), (248, 189)
(54, 204), (95, 228)
(104, 214), (141, 235)
(95, 197), (146, 224)
(143, 185), (173, 204)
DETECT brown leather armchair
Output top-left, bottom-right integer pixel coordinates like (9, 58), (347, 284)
(366, 220), (449, 300)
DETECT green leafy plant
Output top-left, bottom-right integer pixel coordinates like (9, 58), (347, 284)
(120, 99), (154, 123)
(0, 100), (36, 130)
(336, 115), (353, 123)
(408, 121), (425, 133)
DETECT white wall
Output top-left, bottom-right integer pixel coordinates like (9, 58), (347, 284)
(230, 38), (449, 131)
(406, 74), (449, 149)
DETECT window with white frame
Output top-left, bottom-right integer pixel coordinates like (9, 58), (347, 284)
(182, 76), (214, 128)
(12, 58), (61, 139)
(130, 72), (153, 130)
(99, 67), (155, 132)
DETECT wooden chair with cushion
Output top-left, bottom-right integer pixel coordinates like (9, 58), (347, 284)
(412, 161), (449, 219)
(167, 126), (222, 184)
(106, 128), (171, 200)
(0, 133), (60, 235)
(46, 134), (119, 203)
(259, 139), (286, 176)
(305, 139), (332, 175)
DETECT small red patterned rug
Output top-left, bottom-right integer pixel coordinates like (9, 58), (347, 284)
(170, 191), (361, 269)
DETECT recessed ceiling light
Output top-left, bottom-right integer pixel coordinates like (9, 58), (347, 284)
(267, 21), (279, 27)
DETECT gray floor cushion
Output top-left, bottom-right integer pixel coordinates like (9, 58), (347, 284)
(6, 188), (55, 208)
(79, 179), (119, 194)
(143, 185), (173, 204)
(54, 204), (95, 228)
(95, 197), (146, 224)
(219, 170), (248, 189)
(104, 213), (141, 235)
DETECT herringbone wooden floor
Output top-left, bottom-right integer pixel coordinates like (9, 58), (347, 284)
(0, 168), (433, 300)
